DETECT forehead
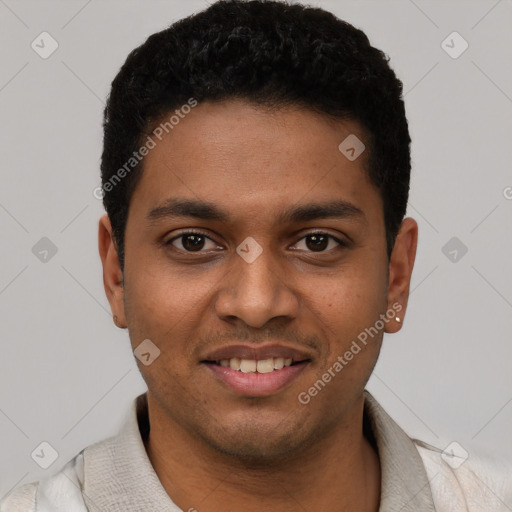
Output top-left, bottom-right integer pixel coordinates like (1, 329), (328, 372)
(129, 99), (381, 226)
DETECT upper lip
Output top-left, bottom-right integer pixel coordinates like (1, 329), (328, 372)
(201, 344), (313, 363)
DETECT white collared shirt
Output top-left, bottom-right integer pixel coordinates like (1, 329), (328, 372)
(2, 391), (511, 511)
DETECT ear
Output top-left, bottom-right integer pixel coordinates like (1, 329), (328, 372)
(98, 214), (127, 328)
(384, 217), (418, 333)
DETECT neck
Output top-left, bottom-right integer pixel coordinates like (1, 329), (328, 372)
(145, 394), (380, 512)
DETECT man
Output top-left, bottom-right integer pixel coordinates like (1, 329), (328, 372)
(2, 1), (511, 511)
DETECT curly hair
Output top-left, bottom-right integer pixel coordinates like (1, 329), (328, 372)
(101, 0), (411, 270)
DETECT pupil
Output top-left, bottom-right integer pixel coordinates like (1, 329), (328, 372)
(306, 235), (328, 251)
(183, 235), (204, 251)
(181, 234), (329, 252)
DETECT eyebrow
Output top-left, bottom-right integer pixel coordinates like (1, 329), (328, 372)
(146, 198), (366, 225)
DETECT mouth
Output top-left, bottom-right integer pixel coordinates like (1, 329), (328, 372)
(200, 346), (312, 397)
(203, 356), (304, 373)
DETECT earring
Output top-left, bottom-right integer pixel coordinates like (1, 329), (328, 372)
(395, 316), (401, 323)
(113, 315), (121, 327)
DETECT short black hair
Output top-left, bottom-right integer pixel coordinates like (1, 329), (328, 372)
(101, 0), (411, 270)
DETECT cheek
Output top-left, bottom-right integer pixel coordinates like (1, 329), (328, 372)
(311, 261), (387, 325)
(303, 264), (388, 377)
(124, 250), (207, 325)
(123, 258), (217, 370)
(301, 281), (384, 406)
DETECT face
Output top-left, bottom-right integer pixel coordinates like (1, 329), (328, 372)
(99, 99), (417, 463)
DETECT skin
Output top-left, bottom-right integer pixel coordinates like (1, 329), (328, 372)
(99, 99), (418, 512)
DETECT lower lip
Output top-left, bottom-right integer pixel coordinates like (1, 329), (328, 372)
(203, 362), (309, 397)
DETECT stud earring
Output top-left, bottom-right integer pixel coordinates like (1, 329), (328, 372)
(395, 316), (401, 323)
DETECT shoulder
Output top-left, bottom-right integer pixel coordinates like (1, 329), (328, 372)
(0, 453), (87, 512)
(0, 482), (38, 512)
(415, 440), (512, 511)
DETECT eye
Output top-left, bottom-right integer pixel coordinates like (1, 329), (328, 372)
(165, 231), (347, 254)
(166, 231), (221, 252)
(292, 232), (346, 252)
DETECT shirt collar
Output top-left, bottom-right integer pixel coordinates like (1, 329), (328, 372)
(363, 391), (436, 511)
(82, 391), (435, 512)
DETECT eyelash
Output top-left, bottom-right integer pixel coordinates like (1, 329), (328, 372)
(164, 229), (347, 254)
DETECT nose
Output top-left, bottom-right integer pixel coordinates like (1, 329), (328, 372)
(214, 242), (299, 329)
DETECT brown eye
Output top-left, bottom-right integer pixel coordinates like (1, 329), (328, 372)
(166, 232), (219, 252)
(181, 234), (205, 251)
(292, 233), (346, 253)
(305, 234), (329, 252)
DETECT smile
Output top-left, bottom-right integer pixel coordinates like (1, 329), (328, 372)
(211, 357), (295, 373)
(202, 358), (310, 397)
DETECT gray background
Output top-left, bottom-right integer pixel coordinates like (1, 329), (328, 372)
(1, 0), (511, 497)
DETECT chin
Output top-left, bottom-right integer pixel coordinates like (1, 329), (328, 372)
(197, 419), (315, 468)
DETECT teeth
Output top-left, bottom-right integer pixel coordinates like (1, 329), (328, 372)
(229, 357), (241, 370)
(257, 359), (274, 373)
(217, 357), (295, 373)
(240, 359), (257, 373)
(273, 357), (284, 370)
